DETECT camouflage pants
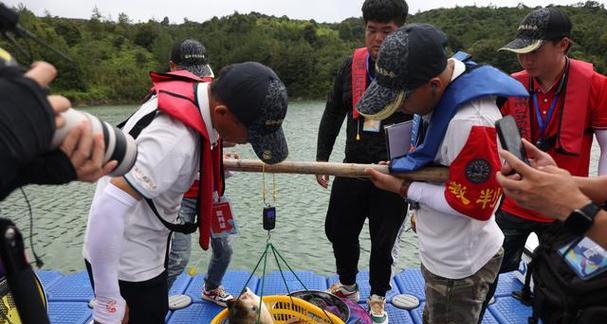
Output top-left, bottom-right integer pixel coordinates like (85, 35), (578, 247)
(421, 248), (504, 324)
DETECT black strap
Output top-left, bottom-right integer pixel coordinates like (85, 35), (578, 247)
(145, 198), (198, 234)
(120, 109), (200, 234)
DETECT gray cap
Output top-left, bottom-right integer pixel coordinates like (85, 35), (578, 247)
(170, 39), (214, 77)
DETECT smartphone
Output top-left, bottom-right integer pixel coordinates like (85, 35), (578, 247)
(495, 116), (529, 165)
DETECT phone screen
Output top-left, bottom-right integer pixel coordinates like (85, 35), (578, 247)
(495, 116), (529, 164)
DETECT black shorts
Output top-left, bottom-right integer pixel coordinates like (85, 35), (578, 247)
(85, 260), (168, 324)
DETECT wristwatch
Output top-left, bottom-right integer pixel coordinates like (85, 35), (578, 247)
(564, 202), (600, 235)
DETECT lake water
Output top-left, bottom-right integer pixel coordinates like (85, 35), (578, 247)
(0, 101), (601, 276)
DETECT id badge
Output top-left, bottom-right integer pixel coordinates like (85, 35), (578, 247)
(211, 197), (238, 238)
(559, 237), (607, 280)
(363, 117), (381, 133)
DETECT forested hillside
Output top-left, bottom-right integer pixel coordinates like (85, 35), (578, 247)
(2, 1), (605, 104)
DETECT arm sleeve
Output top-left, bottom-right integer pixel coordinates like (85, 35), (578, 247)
(596, 130), (607, 176)
(316, 57), (350, 162)
(86, 183), (136, 323)
(123, 113), (198, 199)
(407, 181), (469, 217)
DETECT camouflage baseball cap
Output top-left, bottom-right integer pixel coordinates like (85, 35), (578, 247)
(357, 24), (448, 120)
(170, 39), (214, 77)
(212, 62), (288, 164)
(500, 7), (572, 54)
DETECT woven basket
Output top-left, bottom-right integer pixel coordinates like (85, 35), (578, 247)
(211, 295), (345, 324)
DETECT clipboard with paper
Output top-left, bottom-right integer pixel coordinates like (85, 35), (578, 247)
(384, 120), (413, 160)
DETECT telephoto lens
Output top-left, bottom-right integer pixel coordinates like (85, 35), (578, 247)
(51, 109), (138, 176)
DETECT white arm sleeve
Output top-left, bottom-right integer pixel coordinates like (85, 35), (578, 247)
(407, 181), (469, 218)
(86, 183), (137, 323)
(596, 130), (607, 176)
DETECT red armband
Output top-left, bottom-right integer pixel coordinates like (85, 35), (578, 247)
(444, 126), (502, 221)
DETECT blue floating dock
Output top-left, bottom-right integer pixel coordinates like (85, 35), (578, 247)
(39, 269), (532, 323)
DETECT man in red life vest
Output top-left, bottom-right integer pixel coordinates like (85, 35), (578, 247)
(482, 7), (607, 318)
(315, 0), (410, 322)
(163, 39), (236, 308)
(83, 61), (288, 323)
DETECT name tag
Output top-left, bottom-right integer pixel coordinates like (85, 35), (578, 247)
(363, 117), (381, 133)
(211, 197), (238, 238)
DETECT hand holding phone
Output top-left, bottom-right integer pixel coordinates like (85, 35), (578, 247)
(495, 116), (530, 165)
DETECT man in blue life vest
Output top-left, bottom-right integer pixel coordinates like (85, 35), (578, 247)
(315, 0), (410, 322)
(483, 7), (607, 318)
(83, 62), (288, 323)
(360, 24), (528, 323)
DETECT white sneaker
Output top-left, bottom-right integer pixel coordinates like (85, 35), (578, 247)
(202, 286), (234, 307)
(368, 294), (388, 324)
(326, 282), (360, 303)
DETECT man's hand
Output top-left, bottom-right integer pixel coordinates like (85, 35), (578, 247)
(522, 139), (556, 168)
(23, 62), (71, 129)
(500, 139), (557, 177)
(366, 168), (403, 195)
(315, 174), (330, 188)
(497, 149), (590, 221)
(60, 122), (117, 182)
(93, 304), (129, 324)
(223, 152), (240, 159)
(47, 95), (70, 129)
(24, 61), (56, 87)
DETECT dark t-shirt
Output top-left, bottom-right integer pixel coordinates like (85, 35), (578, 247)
(316, 55), (411, 164)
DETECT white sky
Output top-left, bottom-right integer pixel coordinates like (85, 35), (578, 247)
(4, 0), (605, 23)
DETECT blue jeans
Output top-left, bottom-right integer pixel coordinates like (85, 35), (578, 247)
(167, 197), (233, 290)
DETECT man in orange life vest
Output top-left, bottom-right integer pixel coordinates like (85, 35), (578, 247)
(83, 62), (288, 323)
(483, 7), (607, 315)
(315, 0), (410, 322)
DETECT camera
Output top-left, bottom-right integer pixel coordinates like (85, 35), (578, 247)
(51, 109), (138, 176)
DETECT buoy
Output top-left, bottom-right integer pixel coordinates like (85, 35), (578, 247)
(392, 294), (420, 310)
(168, 294), (193, 310)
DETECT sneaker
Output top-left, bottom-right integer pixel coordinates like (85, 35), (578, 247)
(202, 286), (234, 307)
(368, 294), (388, 324)
(327, 282), (360, 303)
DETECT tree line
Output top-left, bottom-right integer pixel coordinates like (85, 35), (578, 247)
(2, 1), (606, 105)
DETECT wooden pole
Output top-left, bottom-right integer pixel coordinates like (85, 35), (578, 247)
(223, 159), (449, 183)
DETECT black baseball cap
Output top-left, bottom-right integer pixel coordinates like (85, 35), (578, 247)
(212, 62), (288, 164)
(170, 39), (214, 77)
(357, 24), (448, 120)
(500, 7), (572, 54)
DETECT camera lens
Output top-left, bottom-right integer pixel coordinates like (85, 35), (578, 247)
(51, 109), (138, 176)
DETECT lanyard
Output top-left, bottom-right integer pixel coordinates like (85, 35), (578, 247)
(532, 93), (559, 140)
(365, 53), (375, 82)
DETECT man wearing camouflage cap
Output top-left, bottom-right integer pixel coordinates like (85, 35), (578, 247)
(359, 23), (528, 323)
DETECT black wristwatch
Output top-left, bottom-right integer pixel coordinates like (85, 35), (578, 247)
(563, 202), (600, 235)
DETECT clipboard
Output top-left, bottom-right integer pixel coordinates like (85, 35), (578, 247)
(384, 120), (412, 160)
